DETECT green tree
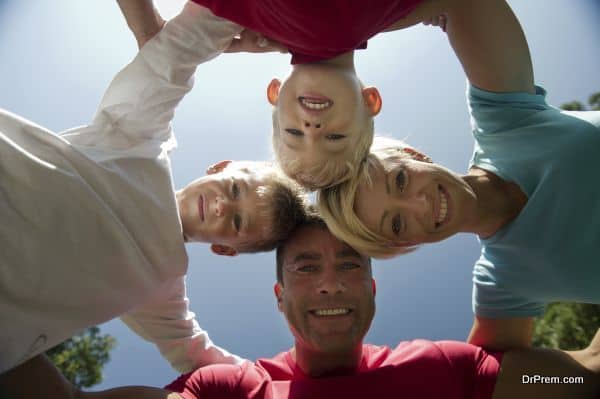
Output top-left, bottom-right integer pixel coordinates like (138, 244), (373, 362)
(533, 91), (600, 351)
(533, 303), (600, 350)
(46, 327), (116, 388)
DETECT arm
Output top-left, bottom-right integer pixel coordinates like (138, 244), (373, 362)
(467, 315), (533, 351)
(385, 0), (534, 93)
(121, 277), (243, 372)
(117, 0), (165, 49)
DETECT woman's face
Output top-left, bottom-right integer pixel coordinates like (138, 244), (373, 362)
(354, 156), (477, 246)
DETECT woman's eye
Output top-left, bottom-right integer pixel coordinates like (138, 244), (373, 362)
(231, 181), (240, 199)
(392, 215), (403, 235)
(233, 214), (241, 232)
(325, 134), (346, 140)
(395, 169), (406, 192)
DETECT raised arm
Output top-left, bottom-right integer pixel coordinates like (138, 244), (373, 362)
(117, 0), (165, 49)
(385, 0), (534, 93)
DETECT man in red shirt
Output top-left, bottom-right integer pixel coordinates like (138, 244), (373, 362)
(4, 215), (598, 399)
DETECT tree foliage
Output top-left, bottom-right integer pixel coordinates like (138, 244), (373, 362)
(46, 327), (116, 388)
(533, 91), (600, 351)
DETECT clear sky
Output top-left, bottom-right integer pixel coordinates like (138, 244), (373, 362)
(1, 0), (599, 391)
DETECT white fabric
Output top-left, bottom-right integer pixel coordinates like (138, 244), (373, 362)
(0, 2), (244, 373)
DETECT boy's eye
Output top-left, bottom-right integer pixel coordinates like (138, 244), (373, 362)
(233, 214), (242, 232)
(325, 134), (346, 140)
(395, 169), (406, 192)
(231, 181), (240, 199)
(285, 128), (304, 137)
(391, 215), (403, 236)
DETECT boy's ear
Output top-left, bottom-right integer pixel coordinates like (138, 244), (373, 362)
(274, 283), (284, 312)
(210, 244), (238, 257)
(362, 86), (382, 116)
(206, 160), (232, 175)
(267, 78), (281, 105)
(401, 147), (432, 163)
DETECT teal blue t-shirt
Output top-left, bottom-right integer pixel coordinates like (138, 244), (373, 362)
(468, 84), (600, 318)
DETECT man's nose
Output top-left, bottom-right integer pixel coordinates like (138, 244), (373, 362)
(214, 196), (230, 217)
(317, 269), (345, 295)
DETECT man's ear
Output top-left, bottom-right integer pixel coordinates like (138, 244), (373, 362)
(210, 244), (238, 257)
(362, 87), (382, 116)
(267, 78), (281, 105)
(372, 279), (377, 296)
(206, 160), (232, 175)
(401, 147), (432, 163)
(274, 283), (284, 312)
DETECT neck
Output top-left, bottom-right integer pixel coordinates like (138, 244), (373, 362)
(463, 168), (526, 238)
(292, 344), (362, 377)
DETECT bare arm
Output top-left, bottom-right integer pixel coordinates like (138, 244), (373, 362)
(385, 0), (534, 93)
(117, 0), (165, 48)
(468, 315), (534, 351)
(0, 355), (183, 399)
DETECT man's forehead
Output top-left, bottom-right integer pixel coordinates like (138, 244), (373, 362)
(284, 225), (363, 262)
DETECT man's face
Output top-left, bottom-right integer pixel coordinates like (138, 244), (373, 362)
(176, 160), (270, 256)
(268, 65), (381, 176)
(275, 225), (375, 354)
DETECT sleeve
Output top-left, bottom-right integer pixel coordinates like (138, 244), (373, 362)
(165, 363), (259, 399)
(61, 1), (242, 154)
(121, 276), (245, 373)
(472, 258), (545, 318)
(467, 83), (551, 136)
(435, 341), (502, 399)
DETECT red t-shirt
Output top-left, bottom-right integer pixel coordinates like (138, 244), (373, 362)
(166, 341), (503, 399)
(190, 0), (423, 64)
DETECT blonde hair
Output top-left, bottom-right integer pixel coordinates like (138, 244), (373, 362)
(226, 161), (309, 253)
(317, 136), (421, 258)
(272, 109), (375, 191)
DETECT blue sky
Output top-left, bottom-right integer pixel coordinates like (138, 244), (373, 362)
(1, 0), (599, 391)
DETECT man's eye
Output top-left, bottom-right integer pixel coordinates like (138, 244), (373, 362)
(297, 264), (317, 273)
(231, 181), (240, 199)
(233, 214), (242, 232)
(340, 262), (360, 270)
(325, 134), (346, 140)
(391, 215), (403, 236)
(395, 169), (406, 192)
(285, 128), (304, 137)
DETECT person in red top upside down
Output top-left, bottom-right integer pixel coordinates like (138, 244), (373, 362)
(2, 213), (599, 399)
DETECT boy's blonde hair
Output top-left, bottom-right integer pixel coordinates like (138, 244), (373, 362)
(272, 110), (375, 191)
(227, 161), (308, 253)
(316, 136), (420, 258)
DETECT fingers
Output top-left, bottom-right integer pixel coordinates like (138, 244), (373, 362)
(225, 29), (288, 54)
(422, 14), (447, 32)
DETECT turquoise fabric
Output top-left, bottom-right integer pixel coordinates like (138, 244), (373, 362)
(468, 84), (600, 318)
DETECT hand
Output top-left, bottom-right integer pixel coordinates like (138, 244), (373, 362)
(422, 13), (447, 32)
(225, 29), (288, 54)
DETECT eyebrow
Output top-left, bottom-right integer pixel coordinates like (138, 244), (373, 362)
(291, 251), (322, 263)
(377, 171), (392, 234)
(241, 180), (252, 233)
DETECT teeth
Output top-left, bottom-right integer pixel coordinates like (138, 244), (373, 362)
(313, 308), (350, 316)
(300, 98), (331, 110)
(437, 190), (448, 224)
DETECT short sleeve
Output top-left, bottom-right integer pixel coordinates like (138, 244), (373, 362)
(165, 363), (249, 399)
(467, 83), (550, 136)
(473, 258), (545, 318)
(435, 341), (502, 399)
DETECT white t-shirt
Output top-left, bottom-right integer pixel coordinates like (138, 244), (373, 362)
(0, 2), (244, 373)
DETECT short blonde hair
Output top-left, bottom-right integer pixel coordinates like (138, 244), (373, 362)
(272, 109), (375, 191)
(317, 136), (420, 258)
(226, 161), (309, 253)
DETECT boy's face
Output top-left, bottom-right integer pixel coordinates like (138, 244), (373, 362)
(268, 64), (381, 168)
(176, 160), (270, 256)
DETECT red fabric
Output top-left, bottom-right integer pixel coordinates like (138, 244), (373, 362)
(190, 0), (423, 64)
(165, 341), (503, 399)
